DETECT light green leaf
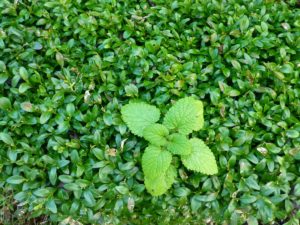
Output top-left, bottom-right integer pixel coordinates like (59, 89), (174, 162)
(145, 176), (167, 196)
(143, 123), (169, 146)
(0, 97), (11, 110)
(167, 133), (192, 155)
(165, 165), (177, 187)
(181, 138), (218, 175)
(144, 165), (176, 196)
(121, 102), (160, 136)
(142, 145), (172, 179)
(163, 97), (204, 135)
(0, 132), (14, 146)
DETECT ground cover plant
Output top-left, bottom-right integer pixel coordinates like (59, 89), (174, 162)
(0, 0), (299, 224)
(121, 97), (218, 196)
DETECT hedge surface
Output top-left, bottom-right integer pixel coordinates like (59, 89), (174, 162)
(0, 0), (299, 224)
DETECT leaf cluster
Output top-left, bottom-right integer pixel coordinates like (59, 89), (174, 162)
(121, 97), (218, 196)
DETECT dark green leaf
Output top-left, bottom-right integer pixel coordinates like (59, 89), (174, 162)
(0, 132), (14, 145)
(6, 175), (26, 184)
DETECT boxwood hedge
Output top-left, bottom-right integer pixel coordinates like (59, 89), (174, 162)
(0, 0), (299, 224)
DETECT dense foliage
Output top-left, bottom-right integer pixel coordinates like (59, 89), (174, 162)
(0, 0), (299, 224)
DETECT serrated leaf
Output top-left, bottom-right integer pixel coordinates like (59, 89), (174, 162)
(165, 164), (176, 187)
(143, 123), (169, 146)
(144, 165), (176, 196)
(167, 133), (192, 155)
(181, 138), (218, 175)
(121, 102), (160, 136)
(144, 176), (167, 196)
(163, 97), (204, 135)
(142, 145), (172, 179)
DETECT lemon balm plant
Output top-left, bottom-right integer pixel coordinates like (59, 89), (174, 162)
(121, 97), (218, 196)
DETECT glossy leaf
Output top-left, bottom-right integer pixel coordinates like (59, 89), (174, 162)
(0, 97), (11, 110)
